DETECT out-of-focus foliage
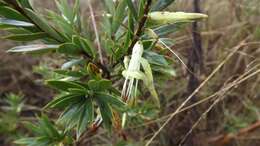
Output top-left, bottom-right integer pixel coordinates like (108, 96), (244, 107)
(0, 94), (24, 144)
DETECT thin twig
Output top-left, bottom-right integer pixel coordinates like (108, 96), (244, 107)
(127, 0), (152, 54)
(88, 0), (104, 65)
(179, 68), (260, 145)
(145, 40), (247, 146)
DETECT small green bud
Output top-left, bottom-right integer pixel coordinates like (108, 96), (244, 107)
(148, 11), (208, 25)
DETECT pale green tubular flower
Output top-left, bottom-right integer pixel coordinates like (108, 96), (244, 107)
(121, 41), (160, 108)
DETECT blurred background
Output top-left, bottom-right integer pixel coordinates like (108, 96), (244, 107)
(0, 0), (260, 146)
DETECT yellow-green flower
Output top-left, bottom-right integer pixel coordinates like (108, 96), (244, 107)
(121, 41), (160, 108)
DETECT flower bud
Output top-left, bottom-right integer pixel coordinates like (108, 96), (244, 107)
(148, 11), (208, 25)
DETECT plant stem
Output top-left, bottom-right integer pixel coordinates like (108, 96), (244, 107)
(127, 0), (152, 54)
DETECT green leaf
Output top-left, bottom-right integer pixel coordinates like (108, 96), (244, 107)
(0, 6), (27, 21)
(7, 44), (58, 53)
(47, 10), (74, 39)
(152, 65), (176, 76)
(23, 122), (42, 135)
(47, 80), (86, 92)
(4, 32), (48, 41)
(40, 115), (60, 138)
(17, 0), (33, 9)
(152, 0), (176, 11)
(58, 103), (83, 130)
(112, 0), (127, 33)
(95, 98), (112, 131)
(140, 58), (160, 108)
(61, 59), (83, 69)
(5, 27), (31, 34)
(58, 43), (81, 55)
(72, 35), (96, 58)
(143, 51), (169, 66)
(95, 93), (125, 109)
(15, 115), (66, 146)
(0, 17), (33, 27)
(0, 1), (7, 6)
(44, 94), (83, 109)
(137, 0), (145, 19)
(153, 23), (184, 37)
(76, 100), (93, 139)
(126, 0), (137, 21)
(87, 79), (112, 91)
(24, 8), (64, 42)
(54, 69), (84, 77)
(55, 0), (74, 23)
(14, 138), (36, 145)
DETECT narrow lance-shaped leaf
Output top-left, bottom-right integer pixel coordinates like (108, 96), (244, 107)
(47, 80), (86, 92)
(72, 35), (97, 58)
(55, 0), (74, 23)
(95, 93), (126, 109)
(4, 32), (48, 41)
(58, 43), (81, 55)
(126, 0), (137, 21)
(137, 0), (145, 19)
(0, 17), (33, 27)
(7, 44), (58, 53)
(153, 23), (185, 37)
(24, 8), (65, 42)
(17, 0), (34, 9)
(44, 94), (83, 109)
(152, 0), (176, 11)
(140, 58), (160, 108)
(96, 98), (113, 131)
(112, 0), (127, 33)
(0, 6), (28, 21)
(76, 100), (93, 139)
(58, 103), (83, 130)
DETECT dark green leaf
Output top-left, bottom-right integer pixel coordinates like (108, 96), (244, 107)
(72, 35), (96, 58)
(58, 103), (83, 130)
(144, 51), (169, 66)
(87, 79), (112, 91)
(0, 6), (27, 21)
(96, 93), (125, 109)
(112, 0), (127, 33)
(4, 32), (48, 41)
(44, 94), (83, 109)
(152, 65), (176, 76)
(76, 100), (93, 139)
(24, 8), (64, 42)
(40, 115), (60, 138)
(47, 9), (74, 39)
(5, 27), (31, 34)
(95, 98), (112, 131)
(47, 80), (86, 92)
(58, 43), (81, 55)
(137, 0), (145, 19)
(54, 69), (84, 77)
(126, 0), (137, 21)
(17, 0), (33, 9)
(152, 0), (176, 11)
(55, 0), (74, 23)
